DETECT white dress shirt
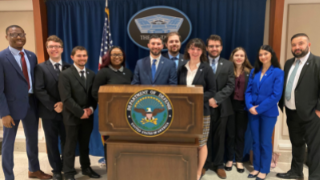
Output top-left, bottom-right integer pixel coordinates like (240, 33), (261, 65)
(185, 61), (200, 86)
(150, 55), (161, 70)
(285, 52), (310, 110)
(49, 59), (62, 71)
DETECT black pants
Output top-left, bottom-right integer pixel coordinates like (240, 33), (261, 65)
(225, 100), (248, 162)
(42, 115), (66, 173)
(63, 120), (93, 178)
(205, 108), (228, 169)
(286, 108), (320, 180)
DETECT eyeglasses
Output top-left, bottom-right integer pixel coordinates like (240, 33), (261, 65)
(47, 46), (62, 49)
(111, 54), (123, 57)
(8, 33), (26, 38)
(208, 45), (221, 48)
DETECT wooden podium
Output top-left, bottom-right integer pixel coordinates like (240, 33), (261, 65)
(99, 85), (203, 180)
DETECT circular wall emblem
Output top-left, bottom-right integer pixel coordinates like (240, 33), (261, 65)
(126, 89), (174, 137)
(127, 6), (192, 50)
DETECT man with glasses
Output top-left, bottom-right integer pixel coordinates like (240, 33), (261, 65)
(34, 35), (70, 180)
(0, 25), (52, 179)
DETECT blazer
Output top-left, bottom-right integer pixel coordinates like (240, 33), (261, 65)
(279, 53), (320, 120)
(212, 57), (235, 117)
(178, 61), (216, 116)
(162, 52), (187, 70)
(34, 60), (70, 120)
(131, 56), (177, 85)
(58, 65), (97, 125)
(0, 47), (37, 120)
(245, 66), (284, 117)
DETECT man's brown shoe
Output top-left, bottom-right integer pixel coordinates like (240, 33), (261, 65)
(216, 168), (227, 179)
(28, 170), (52, 179)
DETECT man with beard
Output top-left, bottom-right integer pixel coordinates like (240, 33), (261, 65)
(203, 35), (235, 179)
(277, 33), (320, 180)
(162, 32), (186, 70)
(132, 35), (177, 85)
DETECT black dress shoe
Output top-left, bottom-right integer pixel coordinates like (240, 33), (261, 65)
(276, 171), (304, 179)
(82, 167), (101, 178)
(224, 165), (232, 171)
(53, 173), (63, 180)
(236, 167), (244, 173)
(248, 172), (259, 178)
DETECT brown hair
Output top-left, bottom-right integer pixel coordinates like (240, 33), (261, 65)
(164, 32), (181, 43)
(71, 46), (87, 56)
(183, 38), (208, 62)
(229, 47), (253, 75)
(206, 34), (223, 46)
(46, 35), (63, 48)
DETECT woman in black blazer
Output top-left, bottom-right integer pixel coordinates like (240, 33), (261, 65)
(225, 47), (253, 173)
(178, 38), (216, 180)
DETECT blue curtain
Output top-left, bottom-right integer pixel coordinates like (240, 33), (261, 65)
(46, 0), (106, 156)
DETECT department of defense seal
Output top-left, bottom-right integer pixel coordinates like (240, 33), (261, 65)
(126, 89), (173, 137)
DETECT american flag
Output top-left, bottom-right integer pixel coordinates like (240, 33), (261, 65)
(98, 4), (113, 70)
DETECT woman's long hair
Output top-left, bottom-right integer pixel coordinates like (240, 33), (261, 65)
(253, 45), (280, 76)
(99, 46), (126, 69)
(229, 47), (253, 76)
(183, 38), (208, 63)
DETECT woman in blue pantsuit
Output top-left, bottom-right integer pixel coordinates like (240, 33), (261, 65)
(245, 45), (284, 180)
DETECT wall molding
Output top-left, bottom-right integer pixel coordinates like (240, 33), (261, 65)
(0, 1), (33, 11)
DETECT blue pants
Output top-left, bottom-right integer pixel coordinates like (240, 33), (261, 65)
(1, 97), (40, 180)
(249, 114), (277, 174)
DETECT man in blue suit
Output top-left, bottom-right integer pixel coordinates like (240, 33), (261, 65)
(131, 35), (177, 85)
(0, 25), (52, 180)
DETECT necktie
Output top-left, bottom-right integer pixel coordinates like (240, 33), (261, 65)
(152, 59), (157, 82)
(19, 51), (30, 90)
(80, 70), (86, 88)
(211, 59), (217, 74)
(54, 63), (61, 76)
(171, 57), (179, 69)
(285, 59), (300, 101)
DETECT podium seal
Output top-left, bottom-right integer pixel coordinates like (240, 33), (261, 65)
(126, 89), (173, 137)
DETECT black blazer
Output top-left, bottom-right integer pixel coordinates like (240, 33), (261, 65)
(213, 57), (235, 117)
(178, 61), (216, 116)
(279, 53), (320, 120)
(58, 65), (97, 125)
(162, 52), (187, 70)
(34, 60), (70, 120)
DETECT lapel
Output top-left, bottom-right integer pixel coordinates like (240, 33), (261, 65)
(45, 60), (59, 81)
(71, 65), (87, 91)
(296, 54), (313, 88)
(143, 57), (152, 84)
(178, 53), (185, 68)
(215, 57), (223, 77)
(24, 50), (35, 80)
(259, 65), (274, 89)
(153, 56), (165, 83)
(5, 48), (26, 81)
(244, 71), (250, 90)
(192, 63), (204, 84)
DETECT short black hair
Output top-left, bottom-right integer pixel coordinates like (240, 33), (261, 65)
(291, 33), (309, 41)
(148, 35), (163, 44)
(6, 25), (24, 34)
(206, 34), (223, 46)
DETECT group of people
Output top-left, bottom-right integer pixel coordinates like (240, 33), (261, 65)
(0, 24), (319, 180)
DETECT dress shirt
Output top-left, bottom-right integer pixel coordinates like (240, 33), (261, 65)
(108, 65), (124, 72)
(285, 52), (310, 110)
(168, 53), (179, 68)
(208, 56), (220, 72)
(185, 61), (200, 86)
(9, 46), (33, 93)
(149, 55), (161, 70)
(49, 59), (62, 71)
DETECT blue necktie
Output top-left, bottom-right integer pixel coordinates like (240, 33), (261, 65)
(211, 59), (217, 74)
(152, 59), (157, 82)
(285, 59), (300, 101)
(171, 57), (179, 69)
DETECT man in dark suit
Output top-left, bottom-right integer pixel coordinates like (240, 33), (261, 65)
(131, 35), (177, 85)
(277, 33), (320, 180)
(203, 35), (235, 179)
(34, 35), (70, 180)
(0, 25), (52, 180)
(58, 46), (99, 180)
(162, 32), (186, 70)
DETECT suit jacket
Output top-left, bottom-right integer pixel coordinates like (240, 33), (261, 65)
(131, 56), (177, 85)
(279, 53), (320, 120)
(58, 65), (97, 125)
(0, 47), (37, 120)
(212, 57), (235, 117)
(245, 66), (284, 117)
(34, 60), (70, 120)
(178, 61), (216, 116)
(162, 52), (186, 70)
